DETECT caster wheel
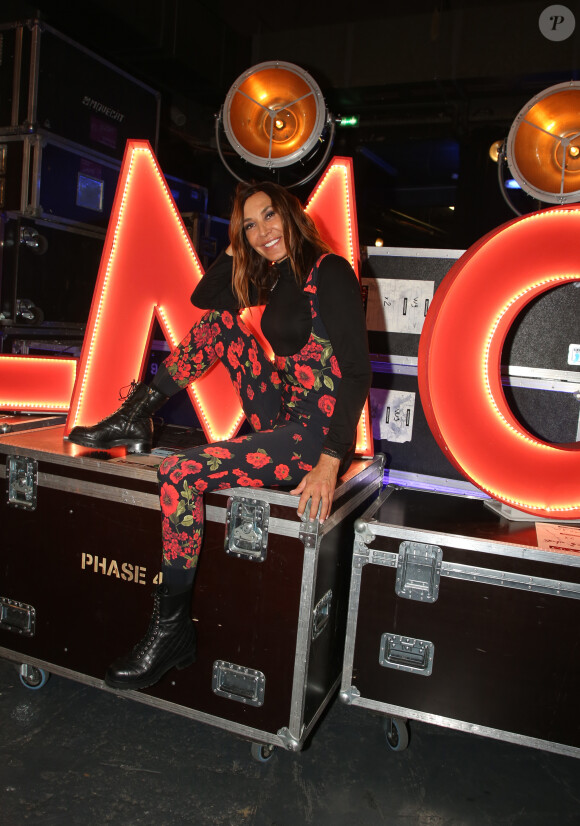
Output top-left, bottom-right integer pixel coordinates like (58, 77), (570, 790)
(19, 664), (49, 690)
(383, 716), (410, 751)
(250, 742), (275, 763)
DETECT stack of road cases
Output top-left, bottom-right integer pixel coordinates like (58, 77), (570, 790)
(0, 131), (124, 229)
(0, 423), (383, 757)
(341, 485), (580, 758)
(0, 18), (160, 330)
(0, 19), (160, 157)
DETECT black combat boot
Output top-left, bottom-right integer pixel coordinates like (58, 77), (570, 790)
(104, 585), (197, 690)
(67, 382), (169, 453)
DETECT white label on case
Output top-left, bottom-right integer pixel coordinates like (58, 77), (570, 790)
(371, 388), (416, 443)
(363, 278), (435, 334)
(568, 343), (580, 366)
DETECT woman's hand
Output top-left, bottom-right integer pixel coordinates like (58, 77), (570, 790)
(290, 453), (341, 523)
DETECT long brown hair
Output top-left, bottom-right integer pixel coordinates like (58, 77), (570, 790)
(229, 181), (332, 307)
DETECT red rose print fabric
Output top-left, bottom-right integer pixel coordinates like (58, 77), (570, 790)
(158, 256), (342, 573)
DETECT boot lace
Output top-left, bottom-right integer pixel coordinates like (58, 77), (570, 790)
(87, 381), (140, 426)
(132, 594), (162, 660)
(118, 380), (139, 402)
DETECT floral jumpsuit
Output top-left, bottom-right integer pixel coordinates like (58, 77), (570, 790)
(157, 256), (347, 572)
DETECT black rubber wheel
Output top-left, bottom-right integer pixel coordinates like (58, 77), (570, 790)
(250, 742), (275, 763)
(19, 664), (50, 690)
(382, 716), (410, 751)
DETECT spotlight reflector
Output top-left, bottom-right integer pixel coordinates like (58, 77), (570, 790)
(506, 81), (580, 204)
(221, 61), (328, 169)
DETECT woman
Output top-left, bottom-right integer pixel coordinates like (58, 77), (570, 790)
(68, 181), (371, 691)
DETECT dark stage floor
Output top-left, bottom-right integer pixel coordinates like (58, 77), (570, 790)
(1, 657), (579, 825)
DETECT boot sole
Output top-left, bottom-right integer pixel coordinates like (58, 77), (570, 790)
(104, 650), (197, 691)
(67, 434), (151, 454)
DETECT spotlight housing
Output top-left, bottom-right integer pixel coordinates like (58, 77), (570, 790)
(217, 61), (335, 187)
(506, 81), (580, 204)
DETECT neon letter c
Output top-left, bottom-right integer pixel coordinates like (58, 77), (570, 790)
(418, 207), (580, 520)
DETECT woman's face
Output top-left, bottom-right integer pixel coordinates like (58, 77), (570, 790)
(242, 191), (287, 263)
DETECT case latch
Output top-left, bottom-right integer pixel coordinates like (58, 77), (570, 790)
(7, 455), (38, 510)
(212, 660), (266, 706)
(395, 541), (442, 602)
(225, 497), (270, 561)
(0, 596), (36, 636)
(379, 633), (434, 676)
(312, 589), (332, 640)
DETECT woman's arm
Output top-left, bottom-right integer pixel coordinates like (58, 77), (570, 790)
(191, 246), (259, 309)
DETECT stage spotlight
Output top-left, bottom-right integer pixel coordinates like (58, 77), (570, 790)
(506, 81), (580, 204)
(216, 61), (335, 187)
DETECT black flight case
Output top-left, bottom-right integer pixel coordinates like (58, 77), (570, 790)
(0, 423), (383, 759)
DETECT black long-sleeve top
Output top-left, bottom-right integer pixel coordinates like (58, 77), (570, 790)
(191, 252), (371, 459)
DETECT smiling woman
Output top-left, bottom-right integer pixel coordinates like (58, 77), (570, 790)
(225, 180), (335, 308)
(67, 180), (372, 692)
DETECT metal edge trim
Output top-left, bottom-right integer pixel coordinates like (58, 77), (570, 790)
(340, 563), (364, 692)
(0, 438), (161, 483)
(364, 548), (580, 598)
(37, 471), (159, 509)
(343, 695), (580, 759)
(208, 487), (299, 511)
(289, 469), (385, 729)
(207, 455), (383, 513)
(441, 559), (580, 599)
(0, 647), (293, 750)
(369, 361), (580, 388)
(1, 450), (383, 520)
(4, 639), (579, 757)
(206, 503), (298, 538)
(119, 694), (289, 749)
(287, 538), (319, 739)
(298, 674), (342, 743)
(369, 356), (419, 369)
(362, 539), (580, 597)
(11, 24), (23, 126)
(365, 518), (580, 569)
(356, 486), (394, 531)
(0, 419), (67, 435)
(332, 455), (384, 505)
(370, 360), (419, 375)
(383, 470), (488, 498)
(322, 475), (383, 535)
(28, 21), (41, 125)
(365, 246), (465, 259)
(505, 365), (580, 385)
(502, 373), (580, 393)
(207, 456), (384, 537)
(32, 19), (162, 97)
